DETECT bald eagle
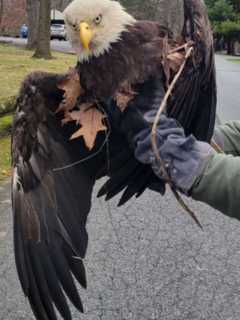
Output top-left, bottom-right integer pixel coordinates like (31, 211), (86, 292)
(12, 0), (216, 319)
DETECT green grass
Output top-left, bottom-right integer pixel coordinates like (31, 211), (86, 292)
(227, 58), (240, 64)
(0, 113), (13, 137)
(0, 43), (76, 111)
(0, 136), (11, 182)
(0, 43), (77, 182)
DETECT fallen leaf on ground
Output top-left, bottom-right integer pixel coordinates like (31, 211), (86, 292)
(1, 169), (11, 177)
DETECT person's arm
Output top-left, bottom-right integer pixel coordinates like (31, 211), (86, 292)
(192, 120), (240, 217)
(213, 121), (240, 156)
(106, 98), (240, 219)
(192, 152), (240, 218)
(135, 118), (240, 218)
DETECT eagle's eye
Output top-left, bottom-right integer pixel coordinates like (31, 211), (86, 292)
(94, 14), (102, 25)
(72, 23), (77, 30)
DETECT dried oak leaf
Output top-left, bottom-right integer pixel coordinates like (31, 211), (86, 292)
(68, 103), (107, 150)
(57, 68), (83, 113)
(167, 52), (185, 73)
(115, 84), (137, 111)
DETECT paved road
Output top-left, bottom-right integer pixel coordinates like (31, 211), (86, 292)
(1, 44), (240, 320)
(215, 55), (240, 121)
(0, 36), (74, 54)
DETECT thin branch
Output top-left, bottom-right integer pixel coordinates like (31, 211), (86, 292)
(211, 140), (224, 154)
(151, 46), (203, 229)
(168, 41), (194, 55)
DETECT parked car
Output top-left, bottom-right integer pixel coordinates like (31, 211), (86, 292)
(51, 23), (67, 40)
(20, 24), (28, 38)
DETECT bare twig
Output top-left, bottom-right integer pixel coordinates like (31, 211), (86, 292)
(151, 46), (203, 229)
(168, 41), (194, 55)
(211, 140), (224, 154)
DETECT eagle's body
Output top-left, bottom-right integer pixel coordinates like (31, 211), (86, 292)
(70, 0), (216, 140)
(11, 1), (216, 319)
(78, 21), (169, 99)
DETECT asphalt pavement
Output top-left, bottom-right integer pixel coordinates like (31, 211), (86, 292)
(1, 41), (240, 320)
(215, 54), (240, 122)
(0, 36), (74, 54)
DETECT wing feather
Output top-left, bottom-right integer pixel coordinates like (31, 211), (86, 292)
(12, 72), (97, 320)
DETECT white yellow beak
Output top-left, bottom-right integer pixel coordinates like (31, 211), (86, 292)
(79, 22), (94, 50)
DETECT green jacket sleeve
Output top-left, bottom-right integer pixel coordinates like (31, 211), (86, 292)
(192, 121), (240, 218)
(214, 121), (240, 156)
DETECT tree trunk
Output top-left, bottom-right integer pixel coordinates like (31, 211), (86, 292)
(33, 0), (52, 59)
(0, 0), (3, 28)
(121, 0), (184, 39)
(227, 38), (235, 55)
(52, 0), (70, 11)
(27, 0), (40, 49)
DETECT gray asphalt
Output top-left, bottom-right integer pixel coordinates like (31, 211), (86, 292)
(1, 42), (240, 320)
(0, 36), (74, 54)
(215, 54), (240, 122)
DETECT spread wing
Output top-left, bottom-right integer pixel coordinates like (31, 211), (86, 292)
(11, 72), (162, 320)
(167, 0), (216, 141)
(129, 0), (216, 142)
(12, 72), (103, 320)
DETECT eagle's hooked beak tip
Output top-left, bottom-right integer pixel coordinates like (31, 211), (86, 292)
(79, 22), (94, 51)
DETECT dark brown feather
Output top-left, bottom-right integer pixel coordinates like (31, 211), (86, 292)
(78, 0), (216, 141)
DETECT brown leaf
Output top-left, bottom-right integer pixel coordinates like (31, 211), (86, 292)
(69, 104), (107, 150)
(115, 84), (137, 111)
(167, 52), (185, 73)
(57, 68), (83, 113)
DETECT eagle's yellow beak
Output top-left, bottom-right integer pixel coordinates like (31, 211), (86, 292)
(79, 22), (94, 50)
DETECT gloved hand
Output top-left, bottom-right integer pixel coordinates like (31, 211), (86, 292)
(104, 74), (215, 195)
(104, 74), (167, 194)
(105, 102), (215, 196)
(134, 116), (215, 194)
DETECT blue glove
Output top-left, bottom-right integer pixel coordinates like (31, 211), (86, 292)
(134, 115), (215, 194)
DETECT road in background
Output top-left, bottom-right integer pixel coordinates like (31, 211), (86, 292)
(0, 37), (74, 54)
(0, 41), (240, 319)
(215, 55), (240, 122)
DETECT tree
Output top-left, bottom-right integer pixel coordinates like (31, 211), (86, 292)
(215, 19), (240, 54)
(33, 0), (52, 59)
(0, 0), (3, 27)
(208, 0), (236, 22)
(229, 0), (240, 13)
(120, 0), (184, 38)
(206, 0), (240, 55)
(52, 0), (71, 10)
(26, 0), (40, 49)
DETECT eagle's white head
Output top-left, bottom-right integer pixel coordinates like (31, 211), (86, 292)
(63, 0), (136, 62)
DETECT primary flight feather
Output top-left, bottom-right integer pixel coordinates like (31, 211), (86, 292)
(11, 1), (216, 319)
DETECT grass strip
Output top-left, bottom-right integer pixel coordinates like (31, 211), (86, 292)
(0, 43), (76, 182)
(227, 58), (240, 64)
(0, 113), (13, 137)
(0, 43), (76, 115)
(0, 136), (11, 182)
